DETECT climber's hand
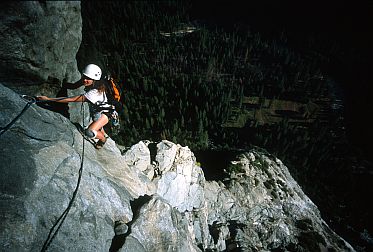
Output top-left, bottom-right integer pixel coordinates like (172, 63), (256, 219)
(36, 96), (49, 101)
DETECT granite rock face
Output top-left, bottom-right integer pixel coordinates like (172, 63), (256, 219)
(0, 1), (82, 86)
(0, 84), (355, 251)
(0, 1), (87, 125)
(196, 152), (354, 251)
(0, 84), (152, 251)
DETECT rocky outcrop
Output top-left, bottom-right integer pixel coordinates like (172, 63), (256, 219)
(197, 152), (353, 251)
(0, 1), (87, 126)
(0, 84), (152, 251)
(0, 84), (355, 251)
(0, 1), (81, 89)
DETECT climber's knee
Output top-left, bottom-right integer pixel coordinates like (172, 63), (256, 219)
(84, 129), (97, 139)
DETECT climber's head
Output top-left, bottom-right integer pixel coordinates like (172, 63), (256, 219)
(82, 64), (102, 86)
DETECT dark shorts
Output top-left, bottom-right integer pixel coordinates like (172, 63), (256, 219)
(92, 110), (118, 122)
(92, 111), (110, 122)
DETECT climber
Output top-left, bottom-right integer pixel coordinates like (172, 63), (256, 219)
(37, 64), (117, 149)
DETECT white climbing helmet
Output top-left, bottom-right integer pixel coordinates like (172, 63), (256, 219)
(82, 64), (102, 80)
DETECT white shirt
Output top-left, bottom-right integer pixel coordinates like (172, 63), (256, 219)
(84, 89), (107, 105)
(84, 89), (112, 114)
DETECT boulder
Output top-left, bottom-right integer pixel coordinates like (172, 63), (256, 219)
(155, 141), (205, 212)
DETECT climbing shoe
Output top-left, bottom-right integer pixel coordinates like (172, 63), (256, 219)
(95, 138), (107, 149)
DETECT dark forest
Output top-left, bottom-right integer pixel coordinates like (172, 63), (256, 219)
(77, 1), (373, 250)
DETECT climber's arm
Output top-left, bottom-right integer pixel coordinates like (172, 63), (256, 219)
(37, 95), (86, 103)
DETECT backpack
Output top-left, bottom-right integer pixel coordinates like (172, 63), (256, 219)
(104, 75), (124, 113)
